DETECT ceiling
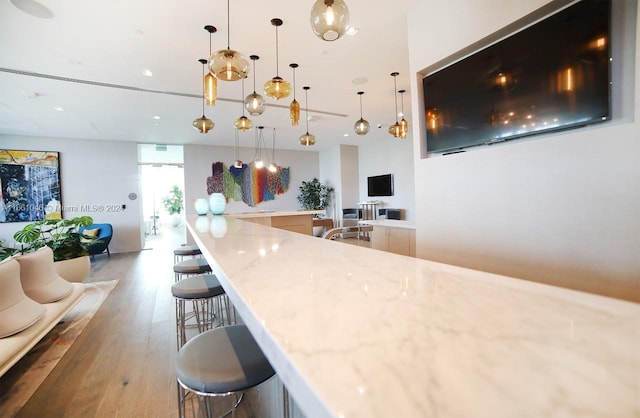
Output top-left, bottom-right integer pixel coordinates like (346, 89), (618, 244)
(0, 0), (422, 151)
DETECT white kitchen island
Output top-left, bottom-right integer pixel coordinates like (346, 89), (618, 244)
(186, 214), (639, 418)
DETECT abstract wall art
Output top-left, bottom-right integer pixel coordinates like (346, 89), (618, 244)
(206, 161), (290, 207)
(0, 149), (62, 223)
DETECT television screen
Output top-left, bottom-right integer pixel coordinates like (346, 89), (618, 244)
(368, 174), (393, 197)
(423, 0), (611, 154)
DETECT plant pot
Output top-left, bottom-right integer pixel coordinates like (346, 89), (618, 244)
(54, 255), (91, 283)
(170, 213), (182, 226)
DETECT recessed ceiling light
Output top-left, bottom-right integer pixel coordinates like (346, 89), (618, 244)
(346, 27), (359, 36)
(352, 77), (368, 85)
(343, 133), (349, 137)
(143, 70), (153, 77)
(53, 106), (64, 112)
(153, 115), (161, 120)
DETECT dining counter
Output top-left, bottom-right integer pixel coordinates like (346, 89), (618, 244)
(186, 214), (639, 418)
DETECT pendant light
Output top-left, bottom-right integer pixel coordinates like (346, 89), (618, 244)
(245, 55), (265, 115)
(268, 128), (278, 173)
(354, 91), (370, 135)
(310, 0), (350, 42)
(233, 128), (243, 168)
(193, 59), (214, 133)
(203, 25), (218, 106)
(299, 86), (316, 146)
(234, 76), (253, 131)
(398, 89), (408, 139)
(388, 72), (402, 138)
(254, 126), (265, 169)
(264, 18), (291, 100)
(209, 0), (249, 81)
(289, 63), (300, 126)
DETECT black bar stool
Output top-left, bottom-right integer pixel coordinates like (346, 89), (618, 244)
(173, 245), (202, 264)
(171, 274), (235, 350)
(175, 325), (275, 418)
(173, 258), (212, 282)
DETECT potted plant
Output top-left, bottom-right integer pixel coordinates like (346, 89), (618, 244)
(12, 215), (94, 282)
(0, 238), (17, 261)
(297, 178), (334, 212)
(298, 178), (334, 236)
(162, 185), (183, 226)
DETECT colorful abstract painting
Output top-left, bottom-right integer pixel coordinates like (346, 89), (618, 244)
(206, 161), (290, 207)
(0, 149), (62, 223)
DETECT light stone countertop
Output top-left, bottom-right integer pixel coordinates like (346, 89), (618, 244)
(186, 214), (640, 418)
(228, 210), (325, 219)
(358, 219), (416, 229)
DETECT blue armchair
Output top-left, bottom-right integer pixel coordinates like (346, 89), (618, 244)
(79, 223), (113, 258)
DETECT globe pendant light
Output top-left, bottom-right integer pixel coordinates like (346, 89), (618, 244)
(234, 76), (253, 131)
(193, 59), (214, 133)
(299, 86), (316, 146)
(289, 63), (300, 126)
(233, 128), (243, 168)
(398, 89), (408, 139)
(209, 0), (249, 81)
(354, 91), (370, 135)
(388, 72), (402, 138)
(254, 126), (265, 169)
(268, 128), (278, 173)
(245, 55), (265, 116)
(310, 0), (350, 41)
(203, 25), (218, 106)
(264, 18), (291, 100)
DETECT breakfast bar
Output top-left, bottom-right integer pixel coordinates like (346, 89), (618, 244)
(186, 214), (639, 417)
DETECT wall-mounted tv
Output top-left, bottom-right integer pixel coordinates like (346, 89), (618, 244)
(368, 174), (394, 197)
(423, 0), (611, 155)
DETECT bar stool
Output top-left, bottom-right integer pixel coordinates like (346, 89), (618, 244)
(175, 325), (275, 418)
(173, 258), (211, 282)
(173, 245), (202, 264)
(171, 274), (234, 349)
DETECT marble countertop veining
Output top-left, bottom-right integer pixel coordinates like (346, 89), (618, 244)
(186, 215), (640, 418)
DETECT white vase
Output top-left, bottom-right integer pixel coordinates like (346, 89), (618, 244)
(194, 198), (209, 215)
(209, 193), (226, 215)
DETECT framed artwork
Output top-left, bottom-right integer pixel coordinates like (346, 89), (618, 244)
(0, 149), (62, 223)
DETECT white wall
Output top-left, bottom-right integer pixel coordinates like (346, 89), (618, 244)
(183, 144), (319, 214)
(357, 131), (416, 221)
(0, 135), (142, 254)
(408, 0), (640, 302)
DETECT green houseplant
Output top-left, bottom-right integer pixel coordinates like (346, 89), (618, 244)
(297, 178), (334, 212)
(162, 185), (183, 215)
(13, 215), (94, 262)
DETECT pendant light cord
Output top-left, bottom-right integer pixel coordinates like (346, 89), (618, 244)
(271, 128), (276, 161)
(393, 74), (399, 123)
(235, 128), (240, 160)
(275, 25), (280, 76)
(359, 93), (364, 118)
(241, 76), (246, 116)
(304, 87), (310, 134)
(226, 0), (231, 49)
(201, 61), (206, 116)
(292, 66), (296, 99)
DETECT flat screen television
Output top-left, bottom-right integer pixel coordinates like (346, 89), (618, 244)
(423, 0), (611, 155)
(368, 174), (393, 197)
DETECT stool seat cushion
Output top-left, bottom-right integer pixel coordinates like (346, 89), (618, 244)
(173, 258), (211, 275)
(176, 325), (275, 394)
(174, 245), (202, 257)
(171, 274), (225, 299)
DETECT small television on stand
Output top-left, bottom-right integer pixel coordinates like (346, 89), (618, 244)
(367, 174), (393, 197)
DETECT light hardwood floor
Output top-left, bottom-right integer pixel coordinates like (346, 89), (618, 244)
(3, 225), (366, 417)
